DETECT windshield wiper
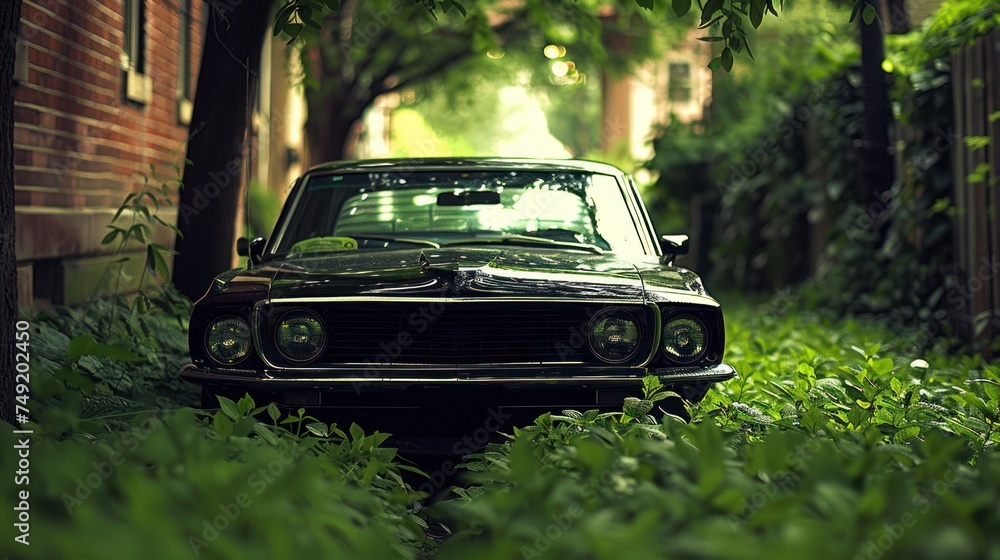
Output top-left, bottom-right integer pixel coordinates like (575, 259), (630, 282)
(442, 234), (604, 254)
(347, 235), (441, 248)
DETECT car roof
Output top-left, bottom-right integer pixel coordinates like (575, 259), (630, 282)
(305, 157), (627, 177)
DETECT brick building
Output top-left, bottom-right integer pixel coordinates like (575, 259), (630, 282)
(13, 0), (309, 308)
(13, 0), (206, 306)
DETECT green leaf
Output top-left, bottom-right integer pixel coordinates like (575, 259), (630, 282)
(889, 377), (903, 395)
(283, 22), (303, 42)
(237, 394), (255, 415)
(671, 0), (691, 17)
(862, 4), (876, 25)
(701, 0), (725, 24)
(721, 47), (734, 72)
(971, 378), (1000, 403)
(267, 402), (281, 423)
(67, 335), (142, 363)
(349, 422), (364, 441)
(750, 0), (765, 28)
(964, 136), (991, 150)
(150, 244), (170, 280)
(217, 396), (241, 419)
(133, 293), (148, 314)
(252, 423), (280, 445)
(894, 426), (920, 442)
(871, 357), (895, 376)
(849, 0), (863, 22)
(52, 365), (98, 393)
(306, 422), (329, 437)
(847, 405), (870, 428)
(635, 0), (654, 10)
(101, 229), (121, 245)
(213, 411), (234, 439)
(623, 397), (653, 417)
(708, 56), (723, 71)
(801, 407), (828, 433)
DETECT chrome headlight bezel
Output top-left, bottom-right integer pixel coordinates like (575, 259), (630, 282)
(661, 314), (708, 365)
(587, 307), (643, 364)
(204, 315), (253, 366)
(273, 308), (327, 364)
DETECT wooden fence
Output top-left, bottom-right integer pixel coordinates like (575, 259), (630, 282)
(950, 29), (1000, 350)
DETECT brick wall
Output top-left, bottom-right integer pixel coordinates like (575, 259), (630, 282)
(13, 0), (205, 305)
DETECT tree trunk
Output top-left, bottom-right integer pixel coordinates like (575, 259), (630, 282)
(308, 116), (357, 163)
(1, 0), (23, 425)
(885, 0), (910, 35)
(172, 4), (271, 301)
(305, 84), (363, 163)
(858, 0), (894, 239)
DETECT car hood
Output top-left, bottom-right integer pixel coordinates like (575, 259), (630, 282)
(211, 247), (709, 303)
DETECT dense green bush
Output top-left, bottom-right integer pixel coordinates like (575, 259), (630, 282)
(29, 286), (198, 411)
(646, 0), (999, 347)
(430, 300), (1000, 559)
(8, 296), (999, 558)
(645, 0), (860, 289)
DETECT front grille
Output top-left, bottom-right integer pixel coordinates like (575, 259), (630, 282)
(261, 301), (652, 366)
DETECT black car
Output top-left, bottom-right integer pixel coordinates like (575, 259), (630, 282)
(180, 158), (735, 438)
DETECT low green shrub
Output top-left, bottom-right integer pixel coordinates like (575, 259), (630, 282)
(431, 300), (1000, 559)
(12, 297), (999, 559)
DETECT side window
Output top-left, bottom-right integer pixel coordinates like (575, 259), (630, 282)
(177, 0), (195, 124)
(588, 175), (645, 256)
(122, 0), (151, 104)
(668, 62), (692, 103)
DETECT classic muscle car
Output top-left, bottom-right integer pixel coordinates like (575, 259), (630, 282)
(179, 158), (735, 437)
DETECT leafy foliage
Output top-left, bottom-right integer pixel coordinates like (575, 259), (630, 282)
(13, 296), (1000, 558)
(429, 300), (1000, 559)
(101, 162), (184, 312)
(647, 0), (998, 345)
(29, 286), (197, 415)
(12, 320), (429, 558)
(274, 0), (780, 76)
(645, 0), (859, 288)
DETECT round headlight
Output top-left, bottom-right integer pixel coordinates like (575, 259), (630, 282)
(661, 315), (707, 364)
(275, 309), (326, 363)
(588, 308), (642, 363)
(205, 316), (252, 365)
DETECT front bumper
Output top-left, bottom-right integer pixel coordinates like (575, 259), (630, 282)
(179, 363), (736, 392)
(182, 363), (735, 442)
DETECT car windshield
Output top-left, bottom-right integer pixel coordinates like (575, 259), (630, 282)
(271, 170), (648, 257)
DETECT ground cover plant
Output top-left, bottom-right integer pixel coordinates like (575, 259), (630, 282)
(430, 296), (1000, 559)
(5, 294), (998, 559)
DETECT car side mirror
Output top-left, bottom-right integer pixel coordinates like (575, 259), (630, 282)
(660, 234), (689, 264)
(237, 236), (266, 266)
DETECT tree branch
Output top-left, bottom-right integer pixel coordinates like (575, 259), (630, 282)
(371, 9), (528, 98)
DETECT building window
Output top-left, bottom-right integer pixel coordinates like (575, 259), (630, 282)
(177, 0), (194, 123)
(122, 0), (152, 104)
(667, 62), (692, 103)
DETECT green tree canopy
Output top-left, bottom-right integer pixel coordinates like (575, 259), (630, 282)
(279, 0), (780, 161)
